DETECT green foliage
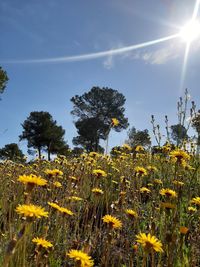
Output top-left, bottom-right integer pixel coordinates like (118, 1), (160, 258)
(0, 66), (9, 98)
(0, 143), (25, 163)
(71, 86), (129, 151)
(70, 146), (85, 157)
(19, 111), (66, 160)
(170, 124), (188, 146)
(49, 256), (62, 267)
(73, 118), (104, 152)
(126, 126), (151, 148)
(54, 144), (70, 157)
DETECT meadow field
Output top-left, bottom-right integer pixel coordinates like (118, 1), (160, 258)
(0, 144), (200, 267)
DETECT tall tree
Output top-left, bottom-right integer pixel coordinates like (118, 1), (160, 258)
(0, 66), (9, 99)
(71, 87), (129, 151)
(19, 111), (66, 160)
(126, 127), (151, 148)
(170, 124), (188, 146)
(0, 143), (25, 163)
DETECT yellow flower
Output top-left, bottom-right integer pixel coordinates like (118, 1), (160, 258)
(134, 167), (147, 177)
(160, 202), (176, 210)
(102, 214), (122, 229)
(92, 188), (104, 195)
(140, 187), (151, 193)
(181, 159), (188, 168)
(136, 153), (145, 159)
(67, 249), (94, 267)
(48, 201), (60, 209)
(59, 207), (74, 216)
(53, 181), (62, 187)
(136, 233), (163, 253)
(89, 152), (98, 158)
(92, 169), (107, 177)
(122, 144), (132, 151)
(18, 174), (47, 186)
(125, 209), (138, 219)
(111, 118), (119, 126)
(154, 179), (163, 185)
(160, 188), (177, 198)
(173, 180), (184, 186)
(45, 169), (63, 177)
(119, 191), (126, 196)
(188, 206), (197, 212)
(16, 204), (48, 218)
(67, 196), (83, 201)
(133, 244), (138, 252)
(190, 197), (200, 206)
(147, 165), (158, 172)
(69, 176), (78, 181)
(48, 202), (73, 215)
(135, 145), (144, 152)
(179, 226), (189, 235)
(32, 237), (53, 248)
(170, 149), (190, 162)
(162, 144), (171, 153)
(185, 164), (195, 171)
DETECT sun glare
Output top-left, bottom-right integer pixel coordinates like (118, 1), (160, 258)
(179, 20), (200, 43)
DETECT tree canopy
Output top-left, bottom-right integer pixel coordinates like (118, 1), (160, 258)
(0, 143), (25, 163)
(126, 127), (151, 148)
(71, 86), (129, 152)
(0, 66), (9, 98)
(19, 111), (66, 160)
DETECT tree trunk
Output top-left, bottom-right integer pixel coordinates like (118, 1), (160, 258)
(197, 133), (200, 155)
(48, 150), (51, 161)
(95, 135), (99, 152)
(47, 142), (51, 161)
(38, 148), (41, 159)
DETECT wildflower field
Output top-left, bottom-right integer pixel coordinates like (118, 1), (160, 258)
(0, 145), (200, 267)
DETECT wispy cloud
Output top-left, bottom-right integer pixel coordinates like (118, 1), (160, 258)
(102, 43), (179, 68)
(132, 39), (200, 65)
(103, 55), (114, 69)
(102, 42), (125, 69)
(140, 44), (180, 64)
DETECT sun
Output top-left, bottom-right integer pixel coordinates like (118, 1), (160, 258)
(179, 19), (200, 43)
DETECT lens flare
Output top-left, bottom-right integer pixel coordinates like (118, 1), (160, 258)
(179, 20), (200, 43)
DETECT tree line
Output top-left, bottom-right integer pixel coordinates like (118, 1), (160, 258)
(0, 66), (200, 162)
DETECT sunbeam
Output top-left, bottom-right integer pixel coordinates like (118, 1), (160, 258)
(180, 0), (200, 92)
(0, 34), (179, 64)
(180, 42), (191, 91)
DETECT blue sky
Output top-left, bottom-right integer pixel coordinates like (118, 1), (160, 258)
(0, 0), (200, 154)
